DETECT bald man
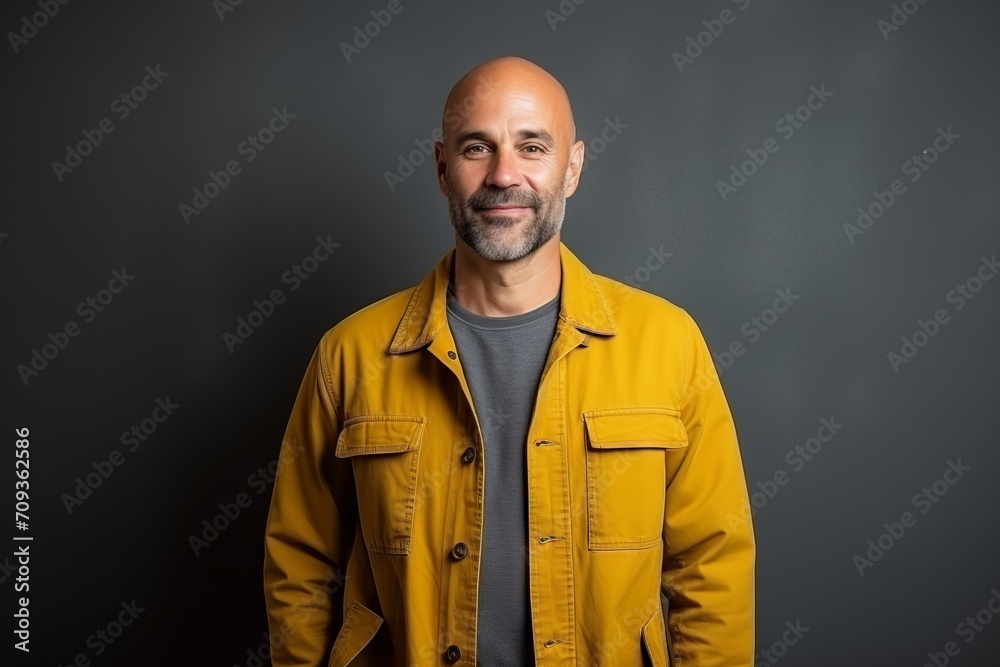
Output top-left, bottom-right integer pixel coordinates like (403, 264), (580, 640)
(264, 56), (755, 667)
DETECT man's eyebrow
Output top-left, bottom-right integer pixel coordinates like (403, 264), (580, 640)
(518, 128), (556, 145)
(455, 128), (556, 146)
(455, 130), (492, 146)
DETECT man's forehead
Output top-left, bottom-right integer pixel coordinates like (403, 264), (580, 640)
(442, 65), (573, 143)
(455, 95), (556, 129)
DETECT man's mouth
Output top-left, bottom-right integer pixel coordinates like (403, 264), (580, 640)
(479, 205), (531, 212)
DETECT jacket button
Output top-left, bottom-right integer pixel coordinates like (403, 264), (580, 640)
(445, 644), (462, 662)
(461, 446), (476, 464)
(447, 350), (457, 359)
(451, 542), (468, 560)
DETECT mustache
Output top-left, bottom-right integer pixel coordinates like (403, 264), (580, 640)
(468, 189), (539, 209)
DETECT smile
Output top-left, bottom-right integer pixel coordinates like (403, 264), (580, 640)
(479, 206), (531, 214)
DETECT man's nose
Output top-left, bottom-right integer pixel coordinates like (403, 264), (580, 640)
(484, 146), (523, 189)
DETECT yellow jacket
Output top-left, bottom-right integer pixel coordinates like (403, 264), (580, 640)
(263, 241), (755, 666)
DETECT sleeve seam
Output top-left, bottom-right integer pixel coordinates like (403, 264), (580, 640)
(679, 308), (693, 407)
(318, 329), (344, 425)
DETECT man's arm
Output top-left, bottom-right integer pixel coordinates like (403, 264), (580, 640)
(662, 310), (756, 666)
(263, 334), (354, 666)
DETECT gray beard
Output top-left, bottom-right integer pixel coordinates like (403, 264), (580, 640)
(448, 176), (567, 262)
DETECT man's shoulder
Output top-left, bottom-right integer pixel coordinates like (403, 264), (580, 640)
(591, 273), (692, 331)
(320, 285), (415, 351)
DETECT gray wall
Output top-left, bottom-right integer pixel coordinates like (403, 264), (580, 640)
(3, 0), (998, 664)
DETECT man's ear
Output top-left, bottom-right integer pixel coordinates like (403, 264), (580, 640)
(564, 139), (586, 198)
(434, 140), (449, 196)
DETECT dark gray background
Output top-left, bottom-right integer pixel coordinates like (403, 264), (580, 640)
(3, 0), (998, 664)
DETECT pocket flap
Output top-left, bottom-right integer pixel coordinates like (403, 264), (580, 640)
(582, 407), (688, 450)
(335, 414), (427, 457)
(327, 599), (384, 667)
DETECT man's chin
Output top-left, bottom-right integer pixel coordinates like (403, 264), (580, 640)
(473, 212), (531, 231)
(460, 229), (533, 261)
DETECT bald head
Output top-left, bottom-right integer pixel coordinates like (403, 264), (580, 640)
(441, 56), (577, 148)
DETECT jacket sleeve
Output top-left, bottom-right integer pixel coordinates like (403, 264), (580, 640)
(662, 310), (756, 666)
(263, 334), (354, 666)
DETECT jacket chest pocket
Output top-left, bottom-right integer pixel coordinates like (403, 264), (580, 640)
(582, 407), (688, 551)
(335, 414), (427, 556)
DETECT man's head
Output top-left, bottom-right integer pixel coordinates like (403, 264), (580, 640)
(435, 56), (585, 262)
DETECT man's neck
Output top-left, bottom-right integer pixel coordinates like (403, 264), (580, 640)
(450, 236), (561, 318)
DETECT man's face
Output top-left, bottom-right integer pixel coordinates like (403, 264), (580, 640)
(436, 77), (580, 262)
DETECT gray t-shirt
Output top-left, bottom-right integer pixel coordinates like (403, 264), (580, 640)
(445, 280), (560, 666)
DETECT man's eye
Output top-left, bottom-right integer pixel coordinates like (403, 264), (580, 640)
(465, 145), (486, 154)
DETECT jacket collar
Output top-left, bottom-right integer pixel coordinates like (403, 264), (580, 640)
(388, 240), (617, 354)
